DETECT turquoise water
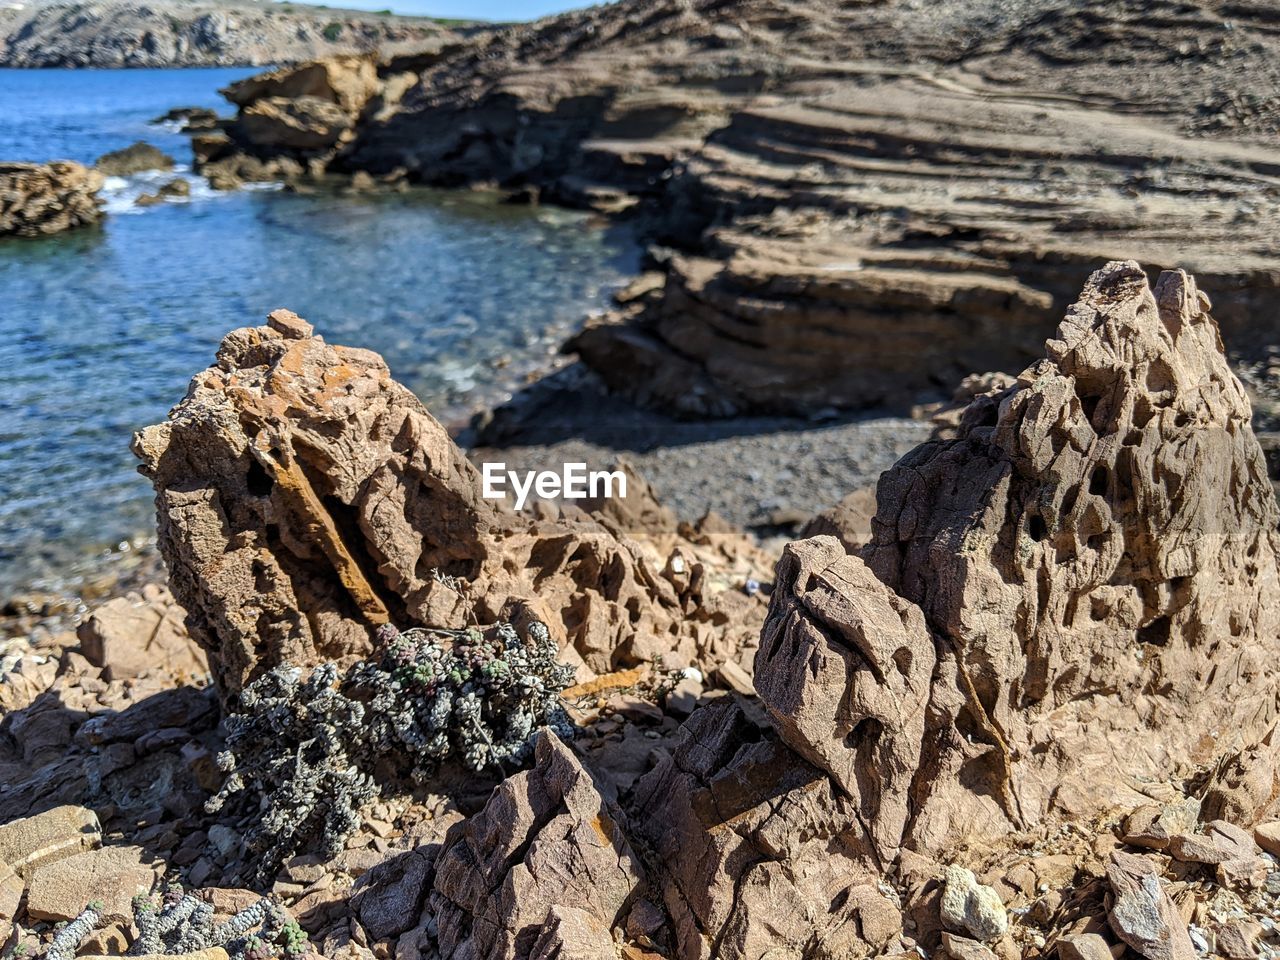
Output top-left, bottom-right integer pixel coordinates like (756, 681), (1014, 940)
(0, 69), (640, 594)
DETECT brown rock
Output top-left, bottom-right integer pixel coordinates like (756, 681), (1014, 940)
(25, 844), (158, 923)
(238, 96), (354, 151)
(1104, 851), (1194, 960)
(755, 535), (934, 862)
(1122, 799), (1200, 851)
(0, 161), (104, 237)
(0, 858), (22, 923)
(428, 731), (642, 960)
(800, 485), (878, 553)
(1253, 820), (1280, 857)
(941, 932), (998, 960)
(630, 699), (899, 960)
(77, 592), (207, 682)
(1212, 920), (1263, 960)
(530, 905), (616, 960)
(95, 141), (174, 177)
(133, 315), (767, 695)
(0, 804), (100, 878)
(222, 56), (379, 115)
(864, 263), (1280, 847)
(1057, 933), (1114, 960)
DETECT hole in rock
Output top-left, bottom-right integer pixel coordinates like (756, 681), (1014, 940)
(1137, 615), (1172, 647)
(1089, 464), (1109, 496)
(246, 459), (274, 497)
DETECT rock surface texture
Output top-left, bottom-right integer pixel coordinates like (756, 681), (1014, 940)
(0, 0), (457, 68)
(198, 0), (1280, 416)
(402, 262), (1280, 959)
(133, 310), (770, 695)
(0, 161), (104, 237)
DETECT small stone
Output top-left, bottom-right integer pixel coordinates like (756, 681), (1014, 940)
(1058, 933), (1114, 960)
(941, 932), (999, 960)
(1212, 920), (1262, 960)
(715, 659), (755, 696)
(79, 922), (130, 955)
(1255, 821), (1280, 858)
(266, 308), (314, 339)
(665, 677), (703, 717)
(207, 824), (241, 859)
(0, 859), (22, 923)
(940, 866), (1008, 943)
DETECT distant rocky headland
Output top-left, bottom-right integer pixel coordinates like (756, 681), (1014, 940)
(0, 0), (464, 68)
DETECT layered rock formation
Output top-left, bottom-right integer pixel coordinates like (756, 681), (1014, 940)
(133, 309), (770, 695)
(0, 0), (458, 69)
(405, 263), (1280, 959)
(0, 161), (104, 237)
(202, 0), (1280, 416)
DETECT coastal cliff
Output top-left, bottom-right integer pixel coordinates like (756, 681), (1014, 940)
(0, 0), (463, 68)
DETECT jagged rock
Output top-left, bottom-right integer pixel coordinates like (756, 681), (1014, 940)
(1105, 851), (1195, 960)
(940, 932), (998, 960)
(95, 141), (174, 177)
(530, 905), (617, 960)
(0, 161), (103, 237)
(629, 699), (900, 960)
(939, 867), (1007, 943)
(0, 804), (100, 879)
(754, 535), (933, 862)
(1122, 798), (1201, 851)
(133, 311), (767, 694)
(863, 262), (1280, 846)
(353, 848), (434, 942)
(0, 859), (23, 923)
(1200, 725), (1280, 827)
(427, 731), (643, 960)
(1057, 933), (1114, 960)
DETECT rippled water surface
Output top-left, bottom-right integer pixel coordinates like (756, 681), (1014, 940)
(0, 69), (640, 594)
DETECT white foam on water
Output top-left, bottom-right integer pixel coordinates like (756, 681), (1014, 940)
(98, 164), (281, 214)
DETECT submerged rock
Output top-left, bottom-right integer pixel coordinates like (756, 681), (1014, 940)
(95, 141), (175, 177)
(0, 161), (104, 237)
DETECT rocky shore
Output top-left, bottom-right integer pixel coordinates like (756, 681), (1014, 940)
(192, 0), (1280, 422)
(0, 162), (104, 237)
(5, 264), (1280, 960)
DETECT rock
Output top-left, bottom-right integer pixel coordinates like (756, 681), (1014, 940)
(0, 161), (104, 237)
(629, 699), (900, 960)
(940, 932), (999, 960)
(95, 141), (174, 177)
(530, 905), (617, 960)
(1057, 933), (1115, 960)
(663, 676), (702, 717)
(154, 107), (221, 131)
(1122, 799), (1201, 851)
(756, 535), (934, 862)
(1254, 821), (1280, 857)
(863, 263), (1280, 846)
(126, 952), (229, 960)
(428, 731), (642, 960)
(939, 867), (1008, 943)
(353, 848), (433, 942)
(1104, 851), (1195, 960)
(1200, 726), (1280, 827)
(1212, 920), (1263, 960)
(133, 314), (768, 695)
(799, 485), (878, 553)
(222, 56), (379, 115)
(25, 844), (158, 923)
(237, 96), (354, 151)
(0, 804), (100, 878)
(77, 591), (206, 682)
(0, 859), (22, 923)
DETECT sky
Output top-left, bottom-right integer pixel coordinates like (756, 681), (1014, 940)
(323, 0), (593, 20)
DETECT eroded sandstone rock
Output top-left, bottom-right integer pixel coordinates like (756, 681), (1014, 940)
(346, 263), (1280, 960)
(428, 731), (643, 960)
(864, 261), (1280, 845)
(0, 161), (104, 237)
(133, 310), (768, 694)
